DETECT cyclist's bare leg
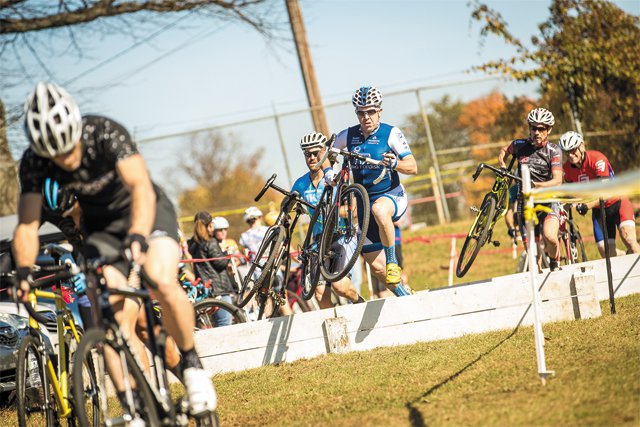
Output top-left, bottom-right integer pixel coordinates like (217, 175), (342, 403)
(135, 305), (182, 373)
(596, 239), (622, 258)
(371, 198), (395, 247)
(315, 284), (333, 309)
(619, 223), (640, 254)
(142, 237), (194, 351)
(331, 277), (359, 303)
(542, 217), (560, 260)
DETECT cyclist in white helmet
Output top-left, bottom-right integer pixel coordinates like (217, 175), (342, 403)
(292, 132), (365, 307)
(334, 86), (417, 296)
(13, 82), (216, 415)
(560, 131), (639, 257)
(498, 107), (563, 271)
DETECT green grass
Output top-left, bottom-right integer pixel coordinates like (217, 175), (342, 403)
(214, 295), (639, 426)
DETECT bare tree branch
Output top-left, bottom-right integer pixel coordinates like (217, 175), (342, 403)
(0, 0), (272, 34)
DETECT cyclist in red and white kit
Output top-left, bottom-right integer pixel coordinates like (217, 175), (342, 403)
(498, 107), (563, 271)
(559, 131), (640, 257)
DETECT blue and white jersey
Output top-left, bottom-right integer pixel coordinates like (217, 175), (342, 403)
(291, 172), (326, 237)
(335, 123), (412, 196)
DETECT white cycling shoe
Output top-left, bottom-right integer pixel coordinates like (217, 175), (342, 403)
(183, 367), (217, 415)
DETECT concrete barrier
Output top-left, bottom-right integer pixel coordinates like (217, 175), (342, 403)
(195, 254), (639, 375)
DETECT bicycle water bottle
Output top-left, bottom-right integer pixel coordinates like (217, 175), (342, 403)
(28, 352), (41, 387)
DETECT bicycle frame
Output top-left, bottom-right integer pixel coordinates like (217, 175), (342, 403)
(26, 284), (82, 419)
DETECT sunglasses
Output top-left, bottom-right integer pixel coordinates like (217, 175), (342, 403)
(303, 150), (322, 158)
(530, 125), (549, 132)
(356, 109), (379, 118)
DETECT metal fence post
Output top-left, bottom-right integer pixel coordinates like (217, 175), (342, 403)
(416, 90), (450, 222)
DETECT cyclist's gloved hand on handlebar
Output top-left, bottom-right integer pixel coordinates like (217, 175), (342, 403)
(382, 152), (398, 170)
(14, 267), (33, 304)
(69, 272), (87, 294)
(323, 167), (336, 187)
(123, 233), (149, 263)
(576, 203), (589, 216)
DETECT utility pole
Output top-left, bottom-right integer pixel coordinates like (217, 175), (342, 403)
(285, 0), (329, 136)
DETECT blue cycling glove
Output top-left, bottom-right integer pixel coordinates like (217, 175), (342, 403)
(70, 273), (87, 294)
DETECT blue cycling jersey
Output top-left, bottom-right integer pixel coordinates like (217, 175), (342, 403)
(291, 171), (327, 237)
(335, 123), (412, 196)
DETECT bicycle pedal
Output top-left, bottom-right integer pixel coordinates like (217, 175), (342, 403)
(470, 206), (479, 213)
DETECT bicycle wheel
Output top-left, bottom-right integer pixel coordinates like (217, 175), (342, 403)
(68, 332), (100, 427)
(570, 228), (588, 264)
(194, 298), (247, 329)
(17, 334), (56, 427)
(319, 183), (370, 282)
(456, 196), (497, 277)
(72, 328), (160, 427)
(237, 225), (286, 308)
(195, 409), (220, 426)
(299, 204), (325, 300)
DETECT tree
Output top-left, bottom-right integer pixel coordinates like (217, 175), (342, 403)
(176, 131), (280, 237)
(0, 0), (282, 216)
(470, 0), (640, 169)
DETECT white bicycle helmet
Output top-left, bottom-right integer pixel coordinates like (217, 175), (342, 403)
(300, 132), (327, 151)
(526, 107), (555, 127)
(212, 216), (230, 230)
(24, 82), (82, 158)
(352, 86), (382, 109)
(559, 131), (584, 152)
(243, 206), (263, 223)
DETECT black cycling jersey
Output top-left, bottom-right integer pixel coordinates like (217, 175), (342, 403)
(506, 138), (562, 184)
(19, 115), (168, 234)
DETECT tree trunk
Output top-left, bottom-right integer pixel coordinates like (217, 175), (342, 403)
(0, 98), (19, 216)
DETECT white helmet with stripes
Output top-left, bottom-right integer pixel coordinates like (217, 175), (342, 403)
(24, 82), (82, 158)
(352, 86), (382, 109)
(559, 131), (584, 152)
(299, 132), (327, 151)
(526, 107), (555, 127)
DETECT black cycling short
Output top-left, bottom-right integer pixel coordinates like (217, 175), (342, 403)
(83, 191), (179, 276)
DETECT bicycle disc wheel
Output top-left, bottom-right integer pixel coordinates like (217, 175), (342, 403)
(17, 334), (56, 427)
(319, 183), (370, 282)
(456, 196), (497, 277)
(238, 225), (286, 308)
(194, 298), (247, 329)
(72, 328), (160, 427)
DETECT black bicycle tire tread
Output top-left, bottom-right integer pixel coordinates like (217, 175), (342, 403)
(300, 202), (326, 300)
(456, 196), (497, 277)
(238, 226), (286, 307)
(193, 298), (247, 327)
(72, 328), (160, 427)
(319, 184), (370, 282)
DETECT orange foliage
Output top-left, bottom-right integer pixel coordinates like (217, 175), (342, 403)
(458, 92), (507, 159)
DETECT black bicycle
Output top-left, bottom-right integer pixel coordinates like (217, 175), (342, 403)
(72, 256), (218, 427)
(236, 174), (316, 319)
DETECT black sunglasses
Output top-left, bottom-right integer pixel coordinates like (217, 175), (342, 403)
(303, 150), (322, 158)
(356, 109), (379, 118)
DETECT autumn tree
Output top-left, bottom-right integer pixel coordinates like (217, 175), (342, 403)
(176, 131), (280, 237)
(471, 0), (640, 169)
(0, 99), (18, 216)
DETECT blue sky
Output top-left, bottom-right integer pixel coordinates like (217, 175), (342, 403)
(4, 0), (638, 201)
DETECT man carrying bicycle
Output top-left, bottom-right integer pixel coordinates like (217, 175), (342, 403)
(12, 82), (216, 415)
(498, 107), (563, 271)
(334, 86), (417, 295)
(292, 132), (366, 307)
(559, 131), (640, 257)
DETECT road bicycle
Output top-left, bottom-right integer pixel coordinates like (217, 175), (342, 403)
(2, 260), (99, 427)
(72, 255), (218, 426)
(457, 160), (520, 277)
(516, 204), (588, 272)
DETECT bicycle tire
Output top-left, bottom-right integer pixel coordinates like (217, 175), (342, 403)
(256, 270), (281, 320)
(66, 330), (100, 427)
(72, 328), (160, 427)
(17, 334), (57, 427)
(299, 203), (325, 300)
(194, 298), (247, 329)
(319, 183), (370, 282)
(237, 225), (286, 308)
(456, 196), (497, 277)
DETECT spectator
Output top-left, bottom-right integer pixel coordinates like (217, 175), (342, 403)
(188, 211), (236, 326)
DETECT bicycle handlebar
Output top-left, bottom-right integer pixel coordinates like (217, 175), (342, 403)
(254, 173), (316, 211)
(472, 163), (521, 183)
